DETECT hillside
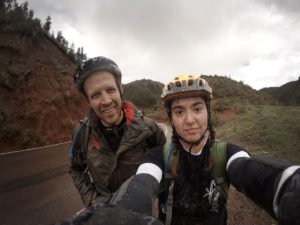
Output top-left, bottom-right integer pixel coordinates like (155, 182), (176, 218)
(124, 75), (277, 116)
(0, 3), (87, 152)
(123, 79), (164, 109)
(260, 77), (300, 105)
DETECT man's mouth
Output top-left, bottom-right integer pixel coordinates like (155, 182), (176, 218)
(102, 107), (115, 114)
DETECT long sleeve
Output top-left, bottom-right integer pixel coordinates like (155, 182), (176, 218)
(112, 145), (164, 214)
(227, 154), (300, 224)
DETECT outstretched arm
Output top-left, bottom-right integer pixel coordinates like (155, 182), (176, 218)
(227, 154), (300, 225)
(112, 145), (164, 215)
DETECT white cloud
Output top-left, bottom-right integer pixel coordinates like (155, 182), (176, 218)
(25, 0), (300, 89)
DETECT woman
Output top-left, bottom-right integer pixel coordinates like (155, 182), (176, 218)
(158, 74), (300, 225)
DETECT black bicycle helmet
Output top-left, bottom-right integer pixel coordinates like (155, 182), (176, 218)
(74, 56), (122, 93)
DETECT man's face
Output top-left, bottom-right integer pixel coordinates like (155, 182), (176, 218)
(171, 96), (208, 144)
(83, 71), (123, 127)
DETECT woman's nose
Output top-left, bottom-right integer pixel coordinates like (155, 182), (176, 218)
(185, 110), (195, 124)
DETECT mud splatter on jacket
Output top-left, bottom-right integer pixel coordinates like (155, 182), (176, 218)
(69, 101), (166, 207)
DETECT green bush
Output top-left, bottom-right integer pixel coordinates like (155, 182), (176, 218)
(0, 71), (14, 89)
(22, 129), (35, 145)
(0, 104), (21, 139)
(214, 98), (232, 112)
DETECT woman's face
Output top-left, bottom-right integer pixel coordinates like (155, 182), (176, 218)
(171, 96), (208, 144)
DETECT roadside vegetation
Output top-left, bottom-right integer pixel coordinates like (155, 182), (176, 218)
(216, 105), (300, 164)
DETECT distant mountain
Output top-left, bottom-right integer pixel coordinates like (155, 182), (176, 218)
(123, 75), (277, 111)
(198, 75), (276, 105)
(260, 77), (300, 105)
(123, 79), (164, 109)
(202, 75), (256, 98)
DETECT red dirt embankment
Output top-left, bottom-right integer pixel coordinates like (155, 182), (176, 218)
(218, 107), (237, 123)
(0, 31), (87, 152)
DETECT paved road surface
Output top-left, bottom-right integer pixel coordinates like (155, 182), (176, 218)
(0, 143), (84, 225)
(0, 123), (171, 225)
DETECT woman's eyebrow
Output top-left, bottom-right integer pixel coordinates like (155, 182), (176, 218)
(192, 100), (205, 107)
(172, 105), (184, 110)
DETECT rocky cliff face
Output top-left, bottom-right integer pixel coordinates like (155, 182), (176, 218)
(0, 30), (87, 152)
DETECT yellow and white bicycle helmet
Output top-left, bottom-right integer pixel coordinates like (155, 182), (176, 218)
(161, 74), (213, 104)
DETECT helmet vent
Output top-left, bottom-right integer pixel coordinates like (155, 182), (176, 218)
(167, 84), (171, 90)
(175, 81), (182, 87)
(199, 80), (203, 86)
(188, 79), (193, 86)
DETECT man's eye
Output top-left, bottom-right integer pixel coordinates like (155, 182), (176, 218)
(91, 93), (101, 99)
(107, 88), (116, 94)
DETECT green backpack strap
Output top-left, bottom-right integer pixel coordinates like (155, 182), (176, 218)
(210, 141), (229, 200)
(158, 141), (174, 195)
(163, 141), (174, 179)
(162, 141), (175, 225)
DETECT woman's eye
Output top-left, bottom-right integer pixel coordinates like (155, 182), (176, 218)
(175, 110), (183, 116)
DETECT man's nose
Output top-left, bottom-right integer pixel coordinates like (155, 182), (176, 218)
(101, 92), (112, 104)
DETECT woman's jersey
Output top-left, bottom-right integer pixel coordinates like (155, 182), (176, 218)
(170, 142), (245, 225)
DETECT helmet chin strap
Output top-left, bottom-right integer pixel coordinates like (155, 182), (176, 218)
(178, 129), (209, 154)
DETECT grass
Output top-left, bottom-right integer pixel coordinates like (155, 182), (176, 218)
(144, 104), (300, 163)
(216, 105), (300, 163)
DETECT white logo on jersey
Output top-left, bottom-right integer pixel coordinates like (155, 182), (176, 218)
(203, 180), (220, 212)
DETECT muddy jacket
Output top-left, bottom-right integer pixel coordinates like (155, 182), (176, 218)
(69, 101), (166, 207)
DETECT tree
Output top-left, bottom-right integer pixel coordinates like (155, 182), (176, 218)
(69, 42), (75, 55)
(75, 47), (87, 65)
(21, 1), (28, 18)
(0, 0), (6, 13)
(56, 30), (63, 44)
(28, 9), (33, 20)
(61, 38), (68, 51)
(43, 15), (51, 34)
(76, 47), (81, 61)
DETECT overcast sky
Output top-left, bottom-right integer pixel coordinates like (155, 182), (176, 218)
(24, 0), (300, 90)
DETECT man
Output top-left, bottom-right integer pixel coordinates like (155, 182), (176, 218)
(69, 56), (166, 207)
(156, 74), (300, 225)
